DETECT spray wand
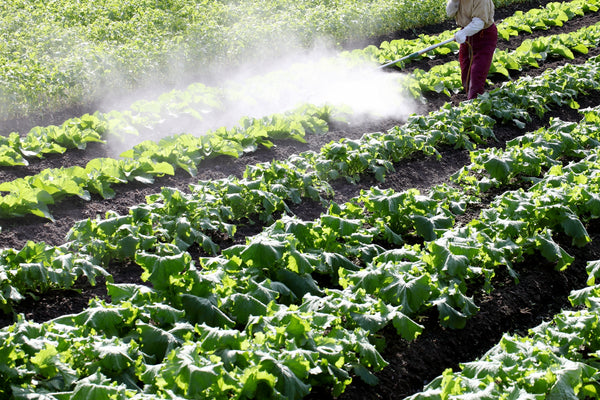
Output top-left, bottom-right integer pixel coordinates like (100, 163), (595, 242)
(379, 37), (456, 69)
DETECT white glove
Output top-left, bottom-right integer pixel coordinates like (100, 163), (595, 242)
(446, 0), (459, 17)
(454, 17), (485, 44)
(454, 29), (467, 44)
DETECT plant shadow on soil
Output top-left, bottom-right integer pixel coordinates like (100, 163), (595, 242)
(2, 0), (600, 398)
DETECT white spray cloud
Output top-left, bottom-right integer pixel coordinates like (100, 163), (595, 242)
(103, 45), (418, 156)
(217, 50), (417, 127)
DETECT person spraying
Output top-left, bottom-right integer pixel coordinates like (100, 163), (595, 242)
(446, 0), (497, 99)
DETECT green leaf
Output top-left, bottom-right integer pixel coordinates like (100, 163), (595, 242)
(380, 274), (431, 314)
(182, 363), (222, 397)
(513, 119), (526, 129)
(94, 340), (134, 372)
(586, 260), (600, 285)
(136, 251), (191, 290)
(237, 236), (287, 267)
(320, 215), (362, 237)
(568, 285), (600, 307)
(553, 45), (574, 59)
(180, 294), (235, 328)
(223, 293), (268, 325)
(429, 243), (470, 278)
(391, 312), (424, 341)
(412, 215), (436, 241)
(536, 233), (574, 270)
(572, 44), (588, 54)
(30, 343), (60, 378)
(354, 335), (387, 370)
(196, 324), (244, 352)
(560, 214), (590, 247)
(71, 305), (134, 337)
(353, 364), (378, 386)
(70, 371), (127, 400)
(286, 249), (317, 275)
(434, 297), (467, 329)
(239, 366), (278, 399)
(136, 322), (180, 362)
(484, 157), (511, 181)
(547, 361), (591, 400)
(147, 161), (175, 176)
(341, 267), (385, 293)
(273, 269), (324, 300)
(0, 147), (28, 166)
(260, 356), (311, 400)
(322, 252), (360, 272)
(461, 359), (501, 379)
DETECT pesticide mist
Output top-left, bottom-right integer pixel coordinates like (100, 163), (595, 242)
(218, 53), (418, 126)
(104, 49), (418, 156)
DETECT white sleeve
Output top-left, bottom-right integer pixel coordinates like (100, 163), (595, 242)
(460, 17), (485, 36)
(446, 0), (459, 17)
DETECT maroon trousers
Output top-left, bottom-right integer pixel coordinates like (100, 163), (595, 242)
(459, 23), (498, 99)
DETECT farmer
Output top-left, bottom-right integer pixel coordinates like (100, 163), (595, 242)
(446, 0), (497, 99)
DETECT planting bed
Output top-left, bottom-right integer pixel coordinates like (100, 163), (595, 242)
(2, 0), (600, 398)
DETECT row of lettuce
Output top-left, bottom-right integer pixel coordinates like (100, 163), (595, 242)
(2, 8), (600, 222)
(0, 104), (340, 221)
(406, 268), (600, 399)
(408, 19), (600, 98)
(2, 46), (600, 398)
(347, 0), (600, 69)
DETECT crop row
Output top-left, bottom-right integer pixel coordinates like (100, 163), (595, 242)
(0, 81), (226, 166)
(0, 98), (338, 169)
(0, 104), (338, 220)
(453, 111), (600, 191)
(346, 0), (600, 69)
(408, 18), (600, 99)
(407, 262), (600, 399)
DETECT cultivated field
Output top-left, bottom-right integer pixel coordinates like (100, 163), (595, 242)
(1, 0), (600, 399)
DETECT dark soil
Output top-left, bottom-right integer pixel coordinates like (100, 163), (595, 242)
(2, 1), (600, 399)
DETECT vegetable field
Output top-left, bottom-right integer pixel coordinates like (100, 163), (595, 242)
(2, 0), (600, 399)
